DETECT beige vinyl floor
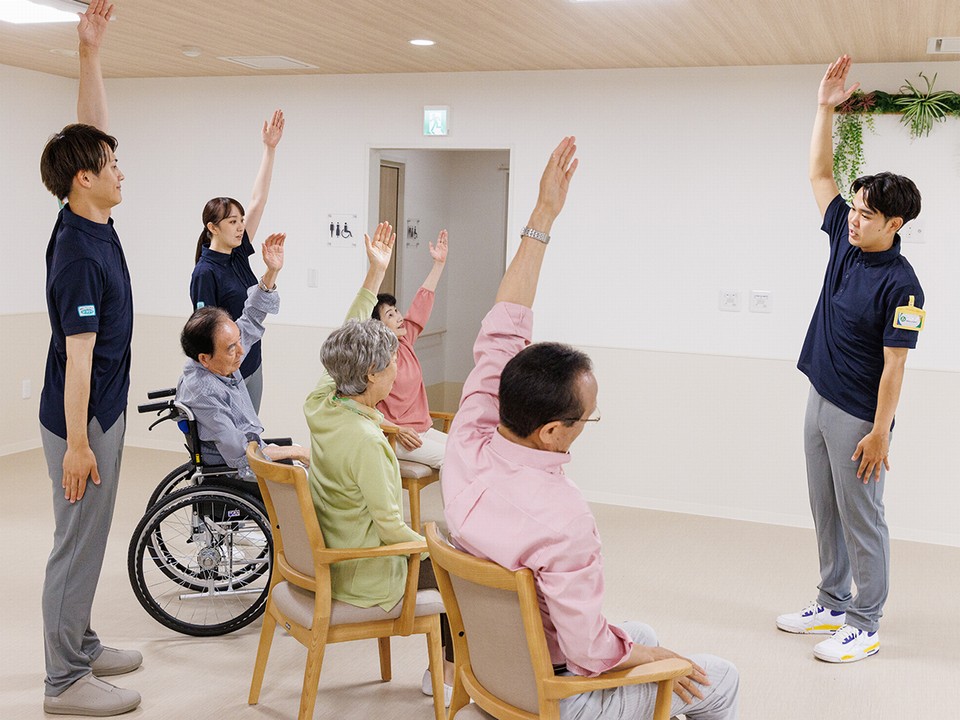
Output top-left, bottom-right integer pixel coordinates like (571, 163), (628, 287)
(2, 446), (958, 719)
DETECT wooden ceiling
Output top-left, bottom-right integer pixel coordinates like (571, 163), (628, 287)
(2, 0), (958, 79)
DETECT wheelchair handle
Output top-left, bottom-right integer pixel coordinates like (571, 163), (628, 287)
(147, 388), (177, 399)
(138, 400), (174, 414)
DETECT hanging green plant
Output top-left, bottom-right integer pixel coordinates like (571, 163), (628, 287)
(896, 72), (953, 139)
(833, 92), (876, 196)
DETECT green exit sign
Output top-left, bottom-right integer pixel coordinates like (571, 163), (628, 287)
(423, 106), (450, 136)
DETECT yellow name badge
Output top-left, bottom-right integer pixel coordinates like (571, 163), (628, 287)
(893, 295), (925, 332)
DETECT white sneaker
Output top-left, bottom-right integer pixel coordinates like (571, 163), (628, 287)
(776, 601), (846, 634)
(43, 674), (141, 716)
(814, 624), (879, 663)
(421, 668), (453, 707)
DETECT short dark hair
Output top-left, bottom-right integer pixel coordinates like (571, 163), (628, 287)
(40, 123), (118, 201)
(851, 172), (921, 226)
(181, 306), (231, 361)
(372, 293), (398, 320)
(195, 197), (246, 263)
(498, 342), (593, 438)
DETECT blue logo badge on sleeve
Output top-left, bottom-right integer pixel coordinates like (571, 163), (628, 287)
(196, 301), (205, 309)
(78, 305), (96, 317)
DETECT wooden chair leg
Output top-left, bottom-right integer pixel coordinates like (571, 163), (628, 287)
(378, 637), (392, 681)
(408, 480), (422, 532)
(652, 678), (675, 720)
(248, 606), (278, 704)
(426, 619), (445, 720)
(298, 632), (328, 720)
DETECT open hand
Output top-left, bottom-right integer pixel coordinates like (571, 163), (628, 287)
(261, 233), (286, 272)
(62, 445), (100, 503)
(77, 0), (113, 50)
(262, 109), (285, 148)
(534, 136), (579, 223)
(819, 55), (860, 108)
(429, 229), (448, 264)
(396, 427), (423, 451)
(364, 222), (395, 273)
(852, 431), (890, 483)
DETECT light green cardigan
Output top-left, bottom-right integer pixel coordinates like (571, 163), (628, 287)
(303, 289), (422, 610)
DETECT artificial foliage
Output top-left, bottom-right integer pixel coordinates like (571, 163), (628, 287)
(832, 73), (960, 194)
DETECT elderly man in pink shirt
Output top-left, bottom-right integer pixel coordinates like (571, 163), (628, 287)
(442, 137), (739, 720)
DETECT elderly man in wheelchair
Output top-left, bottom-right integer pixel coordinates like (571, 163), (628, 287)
(129, 232), (306, 637)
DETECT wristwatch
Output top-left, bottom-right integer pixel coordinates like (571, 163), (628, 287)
(258, 277), (277, 293)
(521, 226), (550, 244)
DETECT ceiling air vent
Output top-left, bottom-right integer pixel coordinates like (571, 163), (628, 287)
(927, 37), (960, 54)
(219, 56), (317, 70)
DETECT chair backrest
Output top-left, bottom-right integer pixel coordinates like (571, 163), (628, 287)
(247, 443), (326, 585)
(426, 523), (555, 717)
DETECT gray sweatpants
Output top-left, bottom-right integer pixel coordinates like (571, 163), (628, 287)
(559, 622), (739, 720)
(243, 363), (263, 414)
(40, 416), (125, 696)
(804, 386), (890, 633)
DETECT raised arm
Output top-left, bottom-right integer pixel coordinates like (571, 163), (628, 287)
(361, 222), (395, 294)
(496, 137), (578, 308)
(245, 109), (285, 242)
(76, 0), (113, 130)
(420, 229), (448, 292)
(259, 231), (285, 290)
(811, 55), (859, 216)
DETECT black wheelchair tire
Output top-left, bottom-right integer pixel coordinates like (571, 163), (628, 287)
(127, 487), (273, 637)
(145, 461), (195, 509)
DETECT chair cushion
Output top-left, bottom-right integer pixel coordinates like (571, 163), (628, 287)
(272, 582), (444, 630)
(398, 461), (435, 480)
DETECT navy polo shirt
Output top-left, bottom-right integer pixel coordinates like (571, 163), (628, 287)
(40, 205), (133, 439)
(798, 194), (924, 424)
(189, 231), (261, 378)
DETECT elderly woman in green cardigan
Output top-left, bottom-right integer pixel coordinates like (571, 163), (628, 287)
(303, 223), (454, 703)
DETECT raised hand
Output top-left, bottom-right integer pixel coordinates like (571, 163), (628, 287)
(261, 233), (286, 273)
(77, 0), (113, 51)
(262, 109), (285, 149)
(819, 55), (860, 108)
(534, 136), (579, 222)
(429, 229), (448, 264)
(364, 222), (395, 273)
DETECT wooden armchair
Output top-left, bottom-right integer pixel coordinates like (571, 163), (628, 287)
(245, 443), (446, 720)
(382, 410), (454, 532)
(424, 522), (691, 720)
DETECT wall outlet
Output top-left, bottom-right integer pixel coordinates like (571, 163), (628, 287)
(718, 289), (741, 312)
(749, 290), (772, 313)
(21, 379), (31, 399)
(307, 268), (319, 288)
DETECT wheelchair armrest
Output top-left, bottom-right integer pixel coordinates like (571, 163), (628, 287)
(262, 437), (292, 447)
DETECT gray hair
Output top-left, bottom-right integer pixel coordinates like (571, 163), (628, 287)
(321, 319), (399, 396)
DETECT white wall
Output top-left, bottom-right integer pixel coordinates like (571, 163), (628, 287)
(3, 61), (958, 545)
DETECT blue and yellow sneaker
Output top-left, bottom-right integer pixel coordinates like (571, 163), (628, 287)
(813, 624), (880, 663)
(776, 601), (846, 634)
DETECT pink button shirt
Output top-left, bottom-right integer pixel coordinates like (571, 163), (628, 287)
(378, 287), (433, 433)
(442, 302), (633, 677)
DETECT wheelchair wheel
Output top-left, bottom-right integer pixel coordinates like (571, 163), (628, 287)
(128, 487), (273, 636)
(145, 461), (196, 510)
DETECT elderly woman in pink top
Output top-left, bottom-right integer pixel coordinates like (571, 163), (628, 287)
(369, 230), (449, 468)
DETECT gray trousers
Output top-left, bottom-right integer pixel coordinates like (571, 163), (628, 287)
(804, 386), (890, 633)
(560, 622), (739, 720)
(41, 415), (125, 696)
(243, 363), (263, 414)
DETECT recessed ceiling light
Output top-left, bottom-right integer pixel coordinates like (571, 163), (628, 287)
(181, 46), (202, 58)
(0, 0), (84, 24)
(49, 47), (78, 57)
(409, 39), (435, 47)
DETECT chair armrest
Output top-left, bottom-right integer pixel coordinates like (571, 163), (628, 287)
(428, 411), (455, 432)
(315, 540), (426, 564)
(380, 423), (399, 450)
(540, 658), (692, 700)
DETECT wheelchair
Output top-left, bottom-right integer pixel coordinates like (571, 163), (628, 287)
(130, 388), (280, 637)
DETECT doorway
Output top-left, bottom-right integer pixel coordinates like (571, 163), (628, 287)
(378, 161), (404, 296)
(369, 148), (511, 412)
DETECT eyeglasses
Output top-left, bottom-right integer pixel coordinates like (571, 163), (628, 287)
(559, 407), (601, 424)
